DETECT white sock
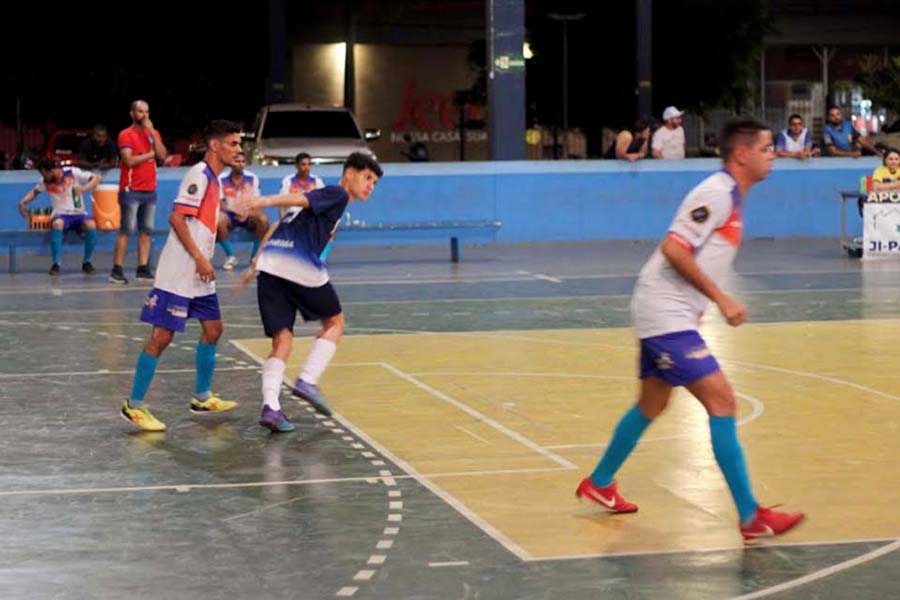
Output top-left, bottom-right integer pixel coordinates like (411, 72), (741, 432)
(299, 338), (337, 385)
(262, 357), (286, 411)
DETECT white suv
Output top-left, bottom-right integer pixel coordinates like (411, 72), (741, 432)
(244, 104), (380, 166)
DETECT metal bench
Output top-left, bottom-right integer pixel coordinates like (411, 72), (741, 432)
(2, 219), (503, 272)
(332, 219), (503, 262)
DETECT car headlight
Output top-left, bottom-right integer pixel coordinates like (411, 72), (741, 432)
(259, 157), (279, 166)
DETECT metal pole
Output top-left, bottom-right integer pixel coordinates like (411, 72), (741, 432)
(636, 0), (652, 118)
(760, 48), (766, 121)
(562, 21), (568, 158)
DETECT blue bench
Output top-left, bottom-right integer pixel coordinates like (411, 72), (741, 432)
(0, 229), (176, 273)
(330, 219), (503, 262)
(1, 219), (503, 272)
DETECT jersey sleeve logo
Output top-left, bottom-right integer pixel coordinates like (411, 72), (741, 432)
(187, 184), (198, 195)
(691, 207), (710, 223)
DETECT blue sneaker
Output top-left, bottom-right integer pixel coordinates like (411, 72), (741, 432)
(291, 379), (333, 416)
(259, 406), (295, 433)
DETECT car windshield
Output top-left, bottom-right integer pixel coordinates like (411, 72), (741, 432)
(54, 134), (87, 154)
(262, 111), (361, 138)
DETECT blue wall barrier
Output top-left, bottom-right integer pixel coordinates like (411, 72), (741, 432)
(0, 157), (879, 253)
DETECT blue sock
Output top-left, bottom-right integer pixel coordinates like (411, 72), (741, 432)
(50, 228), (63, 264)
(590, 404), (652, 487)
(219, 239), (235, 258)
(250, 239), (261, 260)
(129, 351), (159, 406)
(195, 342), (217, 397)
(83, 229), (97, 262)
(709, 416), (759, 524)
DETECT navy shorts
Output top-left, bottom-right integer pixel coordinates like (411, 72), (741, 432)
(639, 330), (720, 387)
(226, 211), (256, 230)
(53, 213), (89, 233)
(140, 289), (221, 333)
(256, 271), (341, 337)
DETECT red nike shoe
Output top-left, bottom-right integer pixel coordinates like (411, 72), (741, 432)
(575, 478), (638, 513)
(740, 505), (805, 541)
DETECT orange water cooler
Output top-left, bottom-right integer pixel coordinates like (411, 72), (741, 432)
(92, 184), (121, 231)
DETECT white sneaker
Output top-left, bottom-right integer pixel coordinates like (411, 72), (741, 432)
(223, 256), (239, 271)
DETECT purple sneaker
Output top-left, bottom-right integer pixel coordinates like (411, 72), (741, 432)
(259, 405), (295, 433)
(291, 379), (333, 416)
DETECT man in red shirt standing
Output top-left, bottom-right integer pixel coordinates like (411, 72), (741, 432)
(110, 100), (167, 284)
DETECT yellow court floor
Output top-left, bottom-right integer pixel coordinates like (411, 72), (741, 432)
(235, 320), (900, 560)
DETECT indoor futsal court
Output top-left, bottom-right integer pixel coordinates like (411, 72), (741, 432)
(0, 239), (898, 599)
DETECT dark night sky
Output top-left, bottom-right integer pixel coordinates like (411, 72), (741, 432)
(3, 0), (772, 152)
(3, 2), (270, 138)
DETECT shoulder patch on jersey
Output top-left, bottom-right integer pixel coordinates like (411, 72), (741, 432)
(691, 206), (709, 223)
(187, 184), (198, 195)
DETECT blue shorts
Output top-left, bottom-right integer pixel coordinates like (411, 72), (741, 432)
(226, 211), (256, 230)
(639, 330), (720, 387)
(140, 289), (221, 333)
(119, 190), (157, 235)
(53, 214), (89, 233)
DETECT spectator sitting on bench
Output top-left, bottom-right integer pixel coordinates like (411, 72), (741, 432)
(17, 157), (101, 275)
(217, 152), (269, 270)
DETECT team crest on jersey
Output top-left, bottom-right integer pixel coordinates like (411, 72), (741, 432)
(187, 184), (198, 195)
(691, 207), (709, 223)
(656, 352), (674, 370)
(685, 345), (711, 360)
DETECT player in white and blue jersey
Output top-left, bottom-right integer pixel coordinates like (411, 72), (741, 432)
(576, 119), (805, 542)
(236, 152), (382, 432)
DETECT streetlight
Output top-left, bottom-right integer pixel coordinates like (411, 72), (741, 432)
(547, 12), (586, 159)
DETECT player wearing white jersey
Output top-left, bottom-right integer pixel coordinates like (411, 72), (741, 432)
(121, 120), (243, 433)
(217, 152), (268, 270)
(576, 119), (805, 542)
(18, 158), (101, 275)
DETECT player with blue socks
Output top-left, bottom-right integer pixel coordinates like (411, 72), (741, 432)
(576, 119), (804, 541)
(17, 158), (101, 275)
(121, 121), (244, 432)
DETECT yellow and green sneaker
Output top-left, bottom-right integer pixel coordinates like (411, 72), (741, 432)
(121, 402), (167, 432)
(190, 393), (238, 414)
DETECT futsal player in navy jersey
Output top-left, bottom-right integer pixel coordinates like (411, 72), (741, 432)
(236, 152), (383, 432)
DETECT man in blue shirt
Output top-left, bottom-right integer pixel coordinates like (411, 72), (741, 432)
(823, 105), (880, 157)
(236, 152), (383, 432)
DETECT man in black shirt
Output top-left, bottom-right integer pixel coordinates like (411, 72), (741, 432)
(78, 125), (118, 169)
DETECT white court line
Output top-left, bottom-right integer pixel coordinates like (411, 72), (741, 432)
(542, 391), (765, 450)
(0, 466), (571, 499)
(428, 561), (470, 568)
(411, 371), (632, 381)
(532, 274), (563, 283)
(721, 358), (900, 404)
(380, 362), (576, 470)
(229, 343), (539, 561)
(0, 366), (260, 379)
(454, 425), (493, 444)
(526, 536), (900, 562)
(730, 539), (900, 600)
(0, 284), (887, 315)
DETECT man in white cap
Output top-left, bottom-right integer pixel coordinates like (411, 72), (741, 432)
(652, 106), (686, 160)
